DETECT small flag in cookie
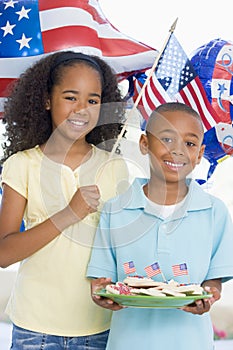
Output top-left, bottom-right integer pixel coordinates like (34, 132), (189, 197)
(172, 263), (188, 276)
(123, 261), (136, 275)
(144, 262), (161, 278)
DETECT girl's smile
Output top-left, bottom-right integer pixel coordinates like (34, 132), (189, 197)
(66, 113), (94, 131)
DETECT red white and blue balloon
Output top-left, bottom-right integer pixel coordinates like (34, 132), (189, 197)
(191, 39), (233, 177)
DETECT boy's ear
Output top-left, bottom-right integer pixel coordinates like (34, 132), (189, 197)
(139, 134), (149, 155)
(197, 144), (205, 164)
(45, 99), (50, 110)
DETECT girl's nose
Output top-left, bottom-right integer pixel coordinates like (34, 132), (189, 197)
(73, 101), (87, 114)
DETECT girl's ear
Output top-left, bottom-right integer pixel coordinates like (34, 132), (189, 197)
(139, 134), (149, 155)
(45, 99), (50, 110)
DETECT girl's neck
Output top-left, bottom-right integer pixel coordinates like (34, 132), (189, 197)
(143, 178), (188, 205)
(40, 137), (93, 171)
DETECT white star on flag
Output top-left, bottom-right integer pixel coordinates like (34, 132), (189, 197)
(16, 6), (31, 21)
(1, 20), (16, 36)
(4, 0), (18, 10)
(16, 33), (32, 50)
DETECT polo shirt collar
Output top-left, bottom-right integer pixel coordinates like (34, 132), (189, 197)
(122, 177), (212, 219)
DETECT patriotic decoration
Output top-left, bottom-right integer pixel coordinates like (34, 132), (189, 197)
(131, 72), (172, 129)
(172, 263), (188, 277)
(0, 0), (158, 117)
(191, 39), (233, 176)
(156, 34), (221, 131)
(123, 261), (136, 275)
(144, 262), (161, 278)
(191, 38), (233, 125)
(131, 33), (221, 132)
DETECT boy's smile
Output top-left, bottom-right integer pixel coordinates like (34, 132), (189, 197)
(164, 160), (186, 171)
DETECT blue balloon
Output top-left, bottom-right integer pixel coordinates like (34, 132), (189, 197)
(191, 38), (233, 177)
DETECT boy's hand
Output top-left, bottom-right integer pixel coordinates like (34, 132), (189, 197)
(91, 277), (124, 311)
(181, 285), (221, 315)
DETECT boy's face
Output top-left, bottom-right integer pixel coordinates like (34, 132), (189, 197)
(139, 110), (205, 183)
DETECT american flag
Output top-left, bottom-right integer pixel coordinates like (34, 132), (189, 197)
(172, 263), (188, 277)
(0, 0), (158, 117)
(123, 261), (136, 275)
(132, 33), (221, 131)
(133, 72), (172, 123)
(144, 262), (161, 278)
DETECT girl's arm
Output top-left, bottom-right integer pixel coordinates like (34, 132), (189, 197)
(0, 183), (100, 267)
(181, 278), (221, 315)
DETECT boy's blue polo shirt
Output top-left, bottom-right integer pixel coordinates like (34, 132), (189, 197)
(87, 178), (233, 350)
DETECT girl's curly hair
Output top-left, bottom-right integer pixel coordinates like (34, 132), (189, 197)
(1, 51), (125, 162)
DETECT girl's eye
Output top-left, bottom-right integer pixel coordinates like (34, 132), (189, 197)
(88, 100), (99, 105)
(65, 96), (76, 101)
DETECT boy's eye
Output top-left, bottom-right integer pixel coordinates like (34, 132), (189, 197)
(186, 141), (195, 147)
(161, 137), (172, 143)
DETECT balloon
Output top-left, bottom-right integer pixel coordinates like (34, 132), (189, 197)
(191, 39), (233, 178)
(191, 38), (233, 124)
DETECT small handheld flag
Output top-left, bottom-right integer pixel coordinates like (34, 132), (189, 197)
(172, 263), (188, 276)
(144, 262), (161, 278)
(144, 262), (167, 282)
(123, 261), (136, 275)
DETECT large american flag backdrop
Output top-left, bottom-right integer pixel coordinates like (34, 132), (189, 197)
(0, 0), (158, 117)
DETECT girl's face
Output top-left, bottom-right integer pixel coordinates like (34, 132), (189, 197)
(140, 110), (205, 184)
(47, 63), (102, 143)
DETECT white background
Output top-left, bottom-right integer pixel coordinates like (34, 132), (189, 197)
(99, 0), (232, 56)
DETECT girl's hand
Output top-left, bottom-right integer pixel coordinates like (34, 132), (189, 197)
(68, 185), (100, 221)
(181, 285), (221, 315)
(91, 277), (124, 311)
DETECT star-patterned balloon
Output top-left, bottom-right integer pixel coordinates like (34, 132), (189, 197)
(191, 39), (233, 178)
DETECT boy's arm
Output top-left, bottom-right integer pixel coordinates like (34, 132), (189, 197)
(90, 277), (124, 311)
(182, 278), (221, 315)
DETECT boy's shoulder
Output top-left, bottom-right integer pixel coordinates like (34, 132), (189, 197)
(104, 177), (148, 209)
(189, 179), (230, 213)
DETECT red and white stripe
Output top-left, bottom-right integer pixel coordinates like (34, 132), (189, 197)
(133, 74), (172, 121)
(175, 76), (222, 132)
(172, 264), (188, 277)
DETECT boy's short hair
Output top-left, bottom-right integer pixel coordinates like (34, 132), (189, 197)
(146, 102), (204, 134)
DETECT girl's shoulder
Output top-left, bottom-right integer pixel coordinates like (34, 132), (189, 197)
(92, 145), (110, 159)
(3, 145), (41, 167)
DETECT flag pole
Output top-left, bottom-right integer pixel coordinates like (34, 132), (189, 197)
(109, 18), (178, 157)
(95, 19), (178, 185)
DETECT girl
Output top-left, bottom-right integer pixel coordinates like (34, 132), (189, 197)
(0, 51), (128, 349)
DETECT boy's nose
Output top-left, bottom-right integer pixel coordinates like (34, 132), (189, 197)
(170, 142), (185, 156)
(171, 149), (185, 156)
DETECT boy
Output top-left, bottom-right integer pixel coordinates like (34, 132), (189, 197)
(87, 102), (233, 349)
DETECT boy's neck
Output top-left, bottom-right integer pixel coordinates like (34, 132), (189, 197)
(143, 179), (188, 205)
